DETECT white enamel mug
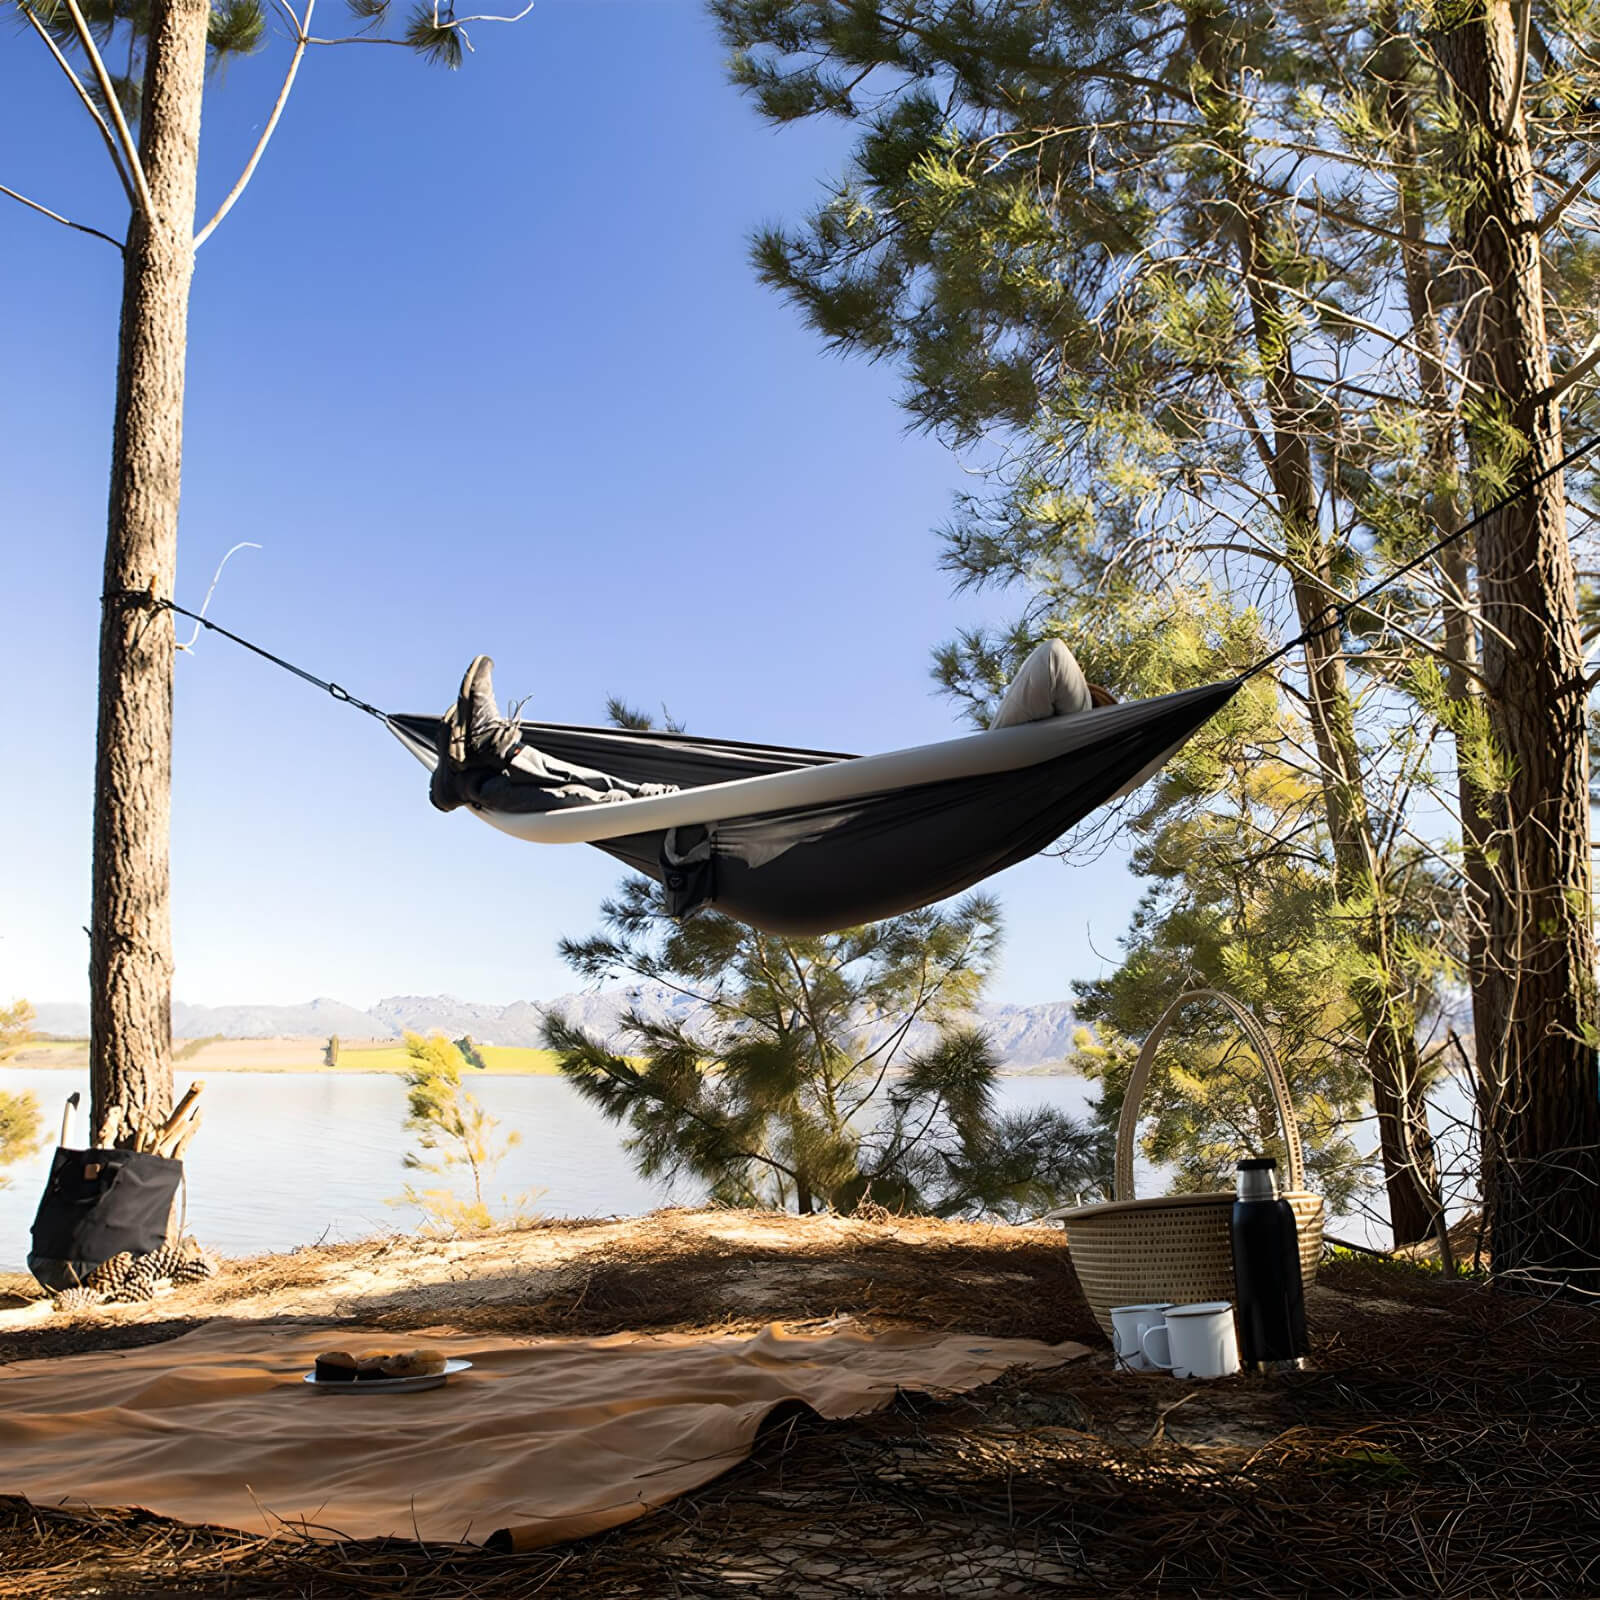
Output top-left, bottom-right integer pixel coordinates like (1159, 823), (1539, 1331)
(1141, 1301), (1240, 1379)
(1109, 1302), (1173, 1372)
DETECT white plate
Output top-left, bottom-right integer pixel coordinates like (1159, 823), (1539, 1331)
(302, 1358), (472, 1393)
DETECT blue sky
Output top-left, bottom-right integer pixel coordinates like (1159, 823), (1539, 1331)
(0, 0), (1146, 1012)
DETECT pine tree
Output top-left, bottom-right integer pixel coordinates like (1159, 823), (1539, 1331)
(9, 0), (536, 1152)
(711, 0), (1452, 1241)
(544, 880), (1022, 1213)
(1430, 2), (1600, 1288)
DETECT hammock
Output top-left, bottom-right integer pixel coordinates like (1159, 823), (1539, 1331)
(388, 682), (1237, 936)
(106, 435), (1592, 938)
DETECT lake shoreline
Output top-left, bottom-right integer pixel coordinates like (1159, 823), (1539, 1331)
(6, 1044), (1083, 1080)
(0, 1068), (1101, 1271)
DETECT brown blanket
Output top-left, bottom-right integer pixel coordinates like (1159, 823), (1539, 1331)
(1, 1319), (1088, 1549)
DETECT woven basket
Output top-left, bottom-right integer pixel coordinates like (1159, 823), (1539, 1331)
(1054, 988), (1325, 1342)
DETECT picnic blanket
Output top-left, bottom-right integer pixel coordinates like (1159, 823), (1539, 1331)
(0, 1318), (1089, 1549)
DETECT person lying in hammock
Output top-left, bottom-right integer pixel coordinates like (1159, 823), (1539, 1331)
(428, 641), (1115, 814)
(428, 656), (677, 814)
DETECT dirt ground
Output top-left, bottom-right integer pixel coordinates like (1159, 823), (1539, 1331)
(1, 1208), (1596, 1598)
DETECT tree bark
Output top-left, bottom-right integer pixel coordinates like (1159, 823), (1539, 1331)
(90, 0), (210, 1150)
(1376, 27), (1503, 1170)
(1189, 3), (1442, 1243)
(1437, 2), (1600, 1289)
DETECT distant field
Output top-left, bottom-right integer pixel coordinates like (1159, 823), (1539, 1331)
(337, 1042), (562, 1075)
(5, 1038), (562, 1076)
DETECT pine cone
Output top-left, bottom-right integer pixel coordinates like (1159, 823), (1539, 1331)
(173, 1254), (216, 1283)
(125, 1255), (171, 1297)
(94, 1249), (166, 1303)
(137, 1244), (186, 1282)
(52, 1286), (102, 1316)
(86, 1252), (137, 1295)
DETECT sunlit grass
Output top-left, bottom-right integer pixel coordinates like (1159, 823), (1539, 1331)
(346, 1043), (562, 1075)
(6, 1038), (563, 1076)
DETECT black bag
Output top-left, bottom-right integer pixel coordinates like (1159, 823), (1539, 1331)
(27, 1146), (183, 1292)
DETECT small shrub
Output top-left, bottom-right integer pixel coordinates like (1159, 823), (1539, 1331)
(397, 1031), (525, 1231)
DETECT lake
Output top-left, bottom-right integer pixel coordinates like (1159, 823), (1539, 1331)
(0, 1070), (1102, 1271)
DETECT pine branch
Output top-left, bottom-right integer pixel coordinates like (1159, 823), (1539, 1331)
(1542, 332), (1600, 409)
(1504, 0), (1534, 139)
(56, 0), (155, 222)
(1538, 155), (1600, 236)
(1271, 280), (1486, 397)
(0, 180), (122, 246)
(19, 3), (137, 209)
(194, 0), (314, 247)
(305, 0), (532, 51)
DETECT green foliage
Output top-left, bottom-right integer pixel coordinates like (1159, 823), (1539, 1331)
(0, 999), (35, 1060)
(206, 0), (265, 60)
(0, 1089), (42, 1190)
(0, 1000), (42, 1188)
(399, 1031), (522, 1229)
(401, 5), (464, 70)
(1065, 745), (1441, 1214)
(547, 871), (1108, 1216)
(712, 0), (1597, 1231)
(879, 1028), (1114, 1217)
(14, 0), (478, 144)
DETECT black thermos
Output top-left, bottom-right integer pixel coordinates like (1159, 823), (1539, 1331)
(1230, 1157), (1308, 1370)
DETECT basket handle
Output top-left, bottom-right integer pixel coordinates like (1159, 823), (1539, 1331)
(1113, 987), (1306, 1201)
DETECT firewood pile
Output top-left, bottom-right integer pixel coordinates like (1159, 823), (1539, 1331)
(88, 1077), (207, 1159)
(134, 1079), (206, 1160)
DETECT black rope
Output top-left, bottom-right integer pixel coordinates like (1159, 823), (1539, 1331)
(102, 591), (391, 725)
(1240, 430), (1600, 682)
(98, 434), (1600, 729)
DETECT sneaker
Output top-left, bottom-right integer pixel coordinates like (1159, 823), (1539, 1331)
(457, 655), (519, 765)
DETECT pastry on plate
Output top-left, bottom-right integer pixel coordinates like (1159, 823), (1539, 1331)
(380, 1348), (449, 1378)
(354, 1353), (395, 1381)
(313, 1351), (359, 1383)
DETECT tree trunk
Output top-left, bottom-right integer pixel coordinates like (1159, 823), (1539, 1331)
(1188, 3), (1441, 1243)
(1437, 3), (1600, 1289)
(1378, 34), (1502, 1169)
(1283, 548), (1442, 1247)
(90, 0), (210, 1150)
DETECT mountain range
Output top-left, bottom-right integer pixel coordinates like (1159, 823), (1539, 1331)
(30, 988), (1081, 1068)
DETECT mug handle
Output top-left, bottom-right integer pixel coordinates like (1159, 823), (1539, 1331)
(1141, 1323), (1174, 1371)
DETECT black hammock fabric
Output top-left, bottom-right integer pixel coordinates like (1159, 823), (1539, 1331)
(389, 681), (1238, 937)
